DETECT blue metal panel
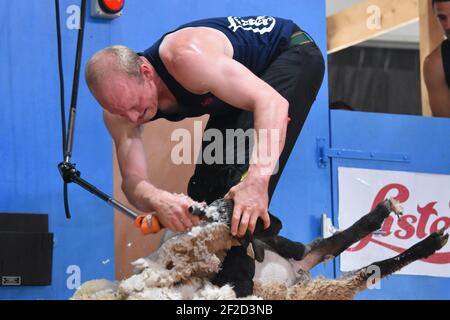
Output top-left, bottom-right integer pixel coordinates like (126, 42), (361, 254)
(330, 110), (450, 299)
(0, 0), (115, 299)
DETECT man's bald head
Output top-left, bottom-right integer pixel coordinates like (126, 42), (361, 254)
(85, 45), (159, 124)
(85, 45), (143, 92)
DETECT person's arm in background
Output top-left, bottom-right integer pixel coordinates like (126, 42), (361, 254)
(103, 110), (200, 232)
(424, 50), (450, 118)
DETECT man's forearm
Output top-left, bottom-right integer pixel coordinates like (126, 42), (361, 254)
(247, 97), (289, 182)
(121, 176), (159, 212)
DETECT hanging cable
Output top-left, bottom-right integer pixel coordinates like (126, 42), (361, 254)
(54, 0), (147, 231)
(55, 0), (66, 158)
(55, 0), (71, 219)
(65, 0), (87, 163)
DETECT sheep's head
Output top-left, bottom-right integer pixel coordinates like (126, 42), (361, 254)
(189, 199), (308, 263)
(189, 198), (235, 224)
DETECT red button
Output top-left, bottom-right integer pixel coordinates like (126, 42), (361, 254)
(99, 0), (124, 14)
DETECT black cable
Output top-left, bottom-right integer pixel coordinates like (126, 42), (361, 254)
(55, 0), (139, 223)
(55, 0), (71, 219)
(55, 0), (66, 158)
(64, 183), (71, 219)
(65, 0), (87, 163)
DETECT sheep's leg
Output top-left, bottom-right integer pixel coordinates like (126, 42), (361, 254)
(342, 228), (448, 292)
(284, 228), (448, 300)
(355, 228), (448, 280)
(258, 235), (308, 261)
(295, 199), (402, 272)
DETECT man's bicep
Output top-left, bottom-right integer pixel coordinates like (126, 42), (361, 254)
(116, 135), (148, 177)
(428, 85), (450, 117)
(103, 111), (149, 181)
(207, 57), (279, 111)
(424, 59), (450, 117)
(174, 52), (278, 111)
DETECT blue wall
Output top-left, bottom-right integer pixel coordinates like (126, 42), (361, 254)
(0, 0), (329, 299)
(330, 111), (450, 299)
(0, 0), (115, 299)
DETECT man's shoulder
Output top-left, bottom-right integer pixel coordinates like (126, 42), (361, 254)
(424, 45), (443, 75)
(427, 43), (443, 62)
(159, 28), (197, 61)
(159, 27), (232, 75)
(161, 26), (224, 50)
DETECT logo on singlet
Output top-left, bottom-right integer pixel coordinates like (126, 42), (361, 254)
(201, 97), (214, 107)
(227, 16), (276, 34)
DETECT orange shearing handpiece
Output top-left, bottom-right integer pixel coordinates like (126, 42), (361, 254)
(135, 203), (208, 235)
(134, 213), (162, 235)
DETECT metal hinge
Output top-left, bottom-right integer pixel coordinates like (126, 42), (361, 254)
(321, 213), (338, 239)
(316, 138), (411, 168)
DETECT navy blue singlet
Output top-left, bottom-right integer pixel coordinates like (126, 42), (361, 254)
(139, 16), (296, 121)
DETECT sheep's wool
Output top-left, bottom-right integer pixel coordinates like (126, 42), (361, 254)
(72, 198), (423, 300)
(73, 222), (260, 300)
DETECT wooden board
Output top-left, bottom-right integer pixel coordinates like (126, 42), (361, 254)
(327, 0), (419, 54)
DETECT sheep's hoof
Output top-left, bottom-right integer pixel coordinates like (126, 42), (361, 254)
(426, 228), (449, 250)
(410, 228), (449, 259)
(436, 228), (449, 247)
(388, 198), (403, 218)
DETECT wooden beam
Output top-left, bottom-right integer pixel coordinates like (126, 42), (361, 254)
(419, 0), (444, 116)
(327, 0), (419, 54)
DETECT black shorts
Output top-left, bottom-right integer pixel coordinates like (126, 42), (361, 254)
(191, 25), (325, 297)
(188, 25), (325, 205)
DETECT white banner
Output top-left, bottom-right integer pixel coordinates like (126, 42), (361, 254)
(338, 167), (450, 278)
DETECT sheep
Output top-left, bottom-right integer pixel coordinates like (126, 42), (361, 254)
(72, 198), (448, 300)
(72, 222), (256, 300)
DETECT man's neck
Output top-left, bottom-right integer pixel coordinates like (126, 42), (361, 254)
(154, 67), (179, 114)
(141, 55), (179, 114)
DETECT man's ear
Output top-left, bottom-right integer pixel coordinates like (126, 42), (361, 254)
(139, 58), (154, 82)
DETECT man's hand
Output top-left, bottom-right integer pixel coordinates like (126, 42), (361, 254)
(150, 190), (201, 233)
(225, 175), (271, 237)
